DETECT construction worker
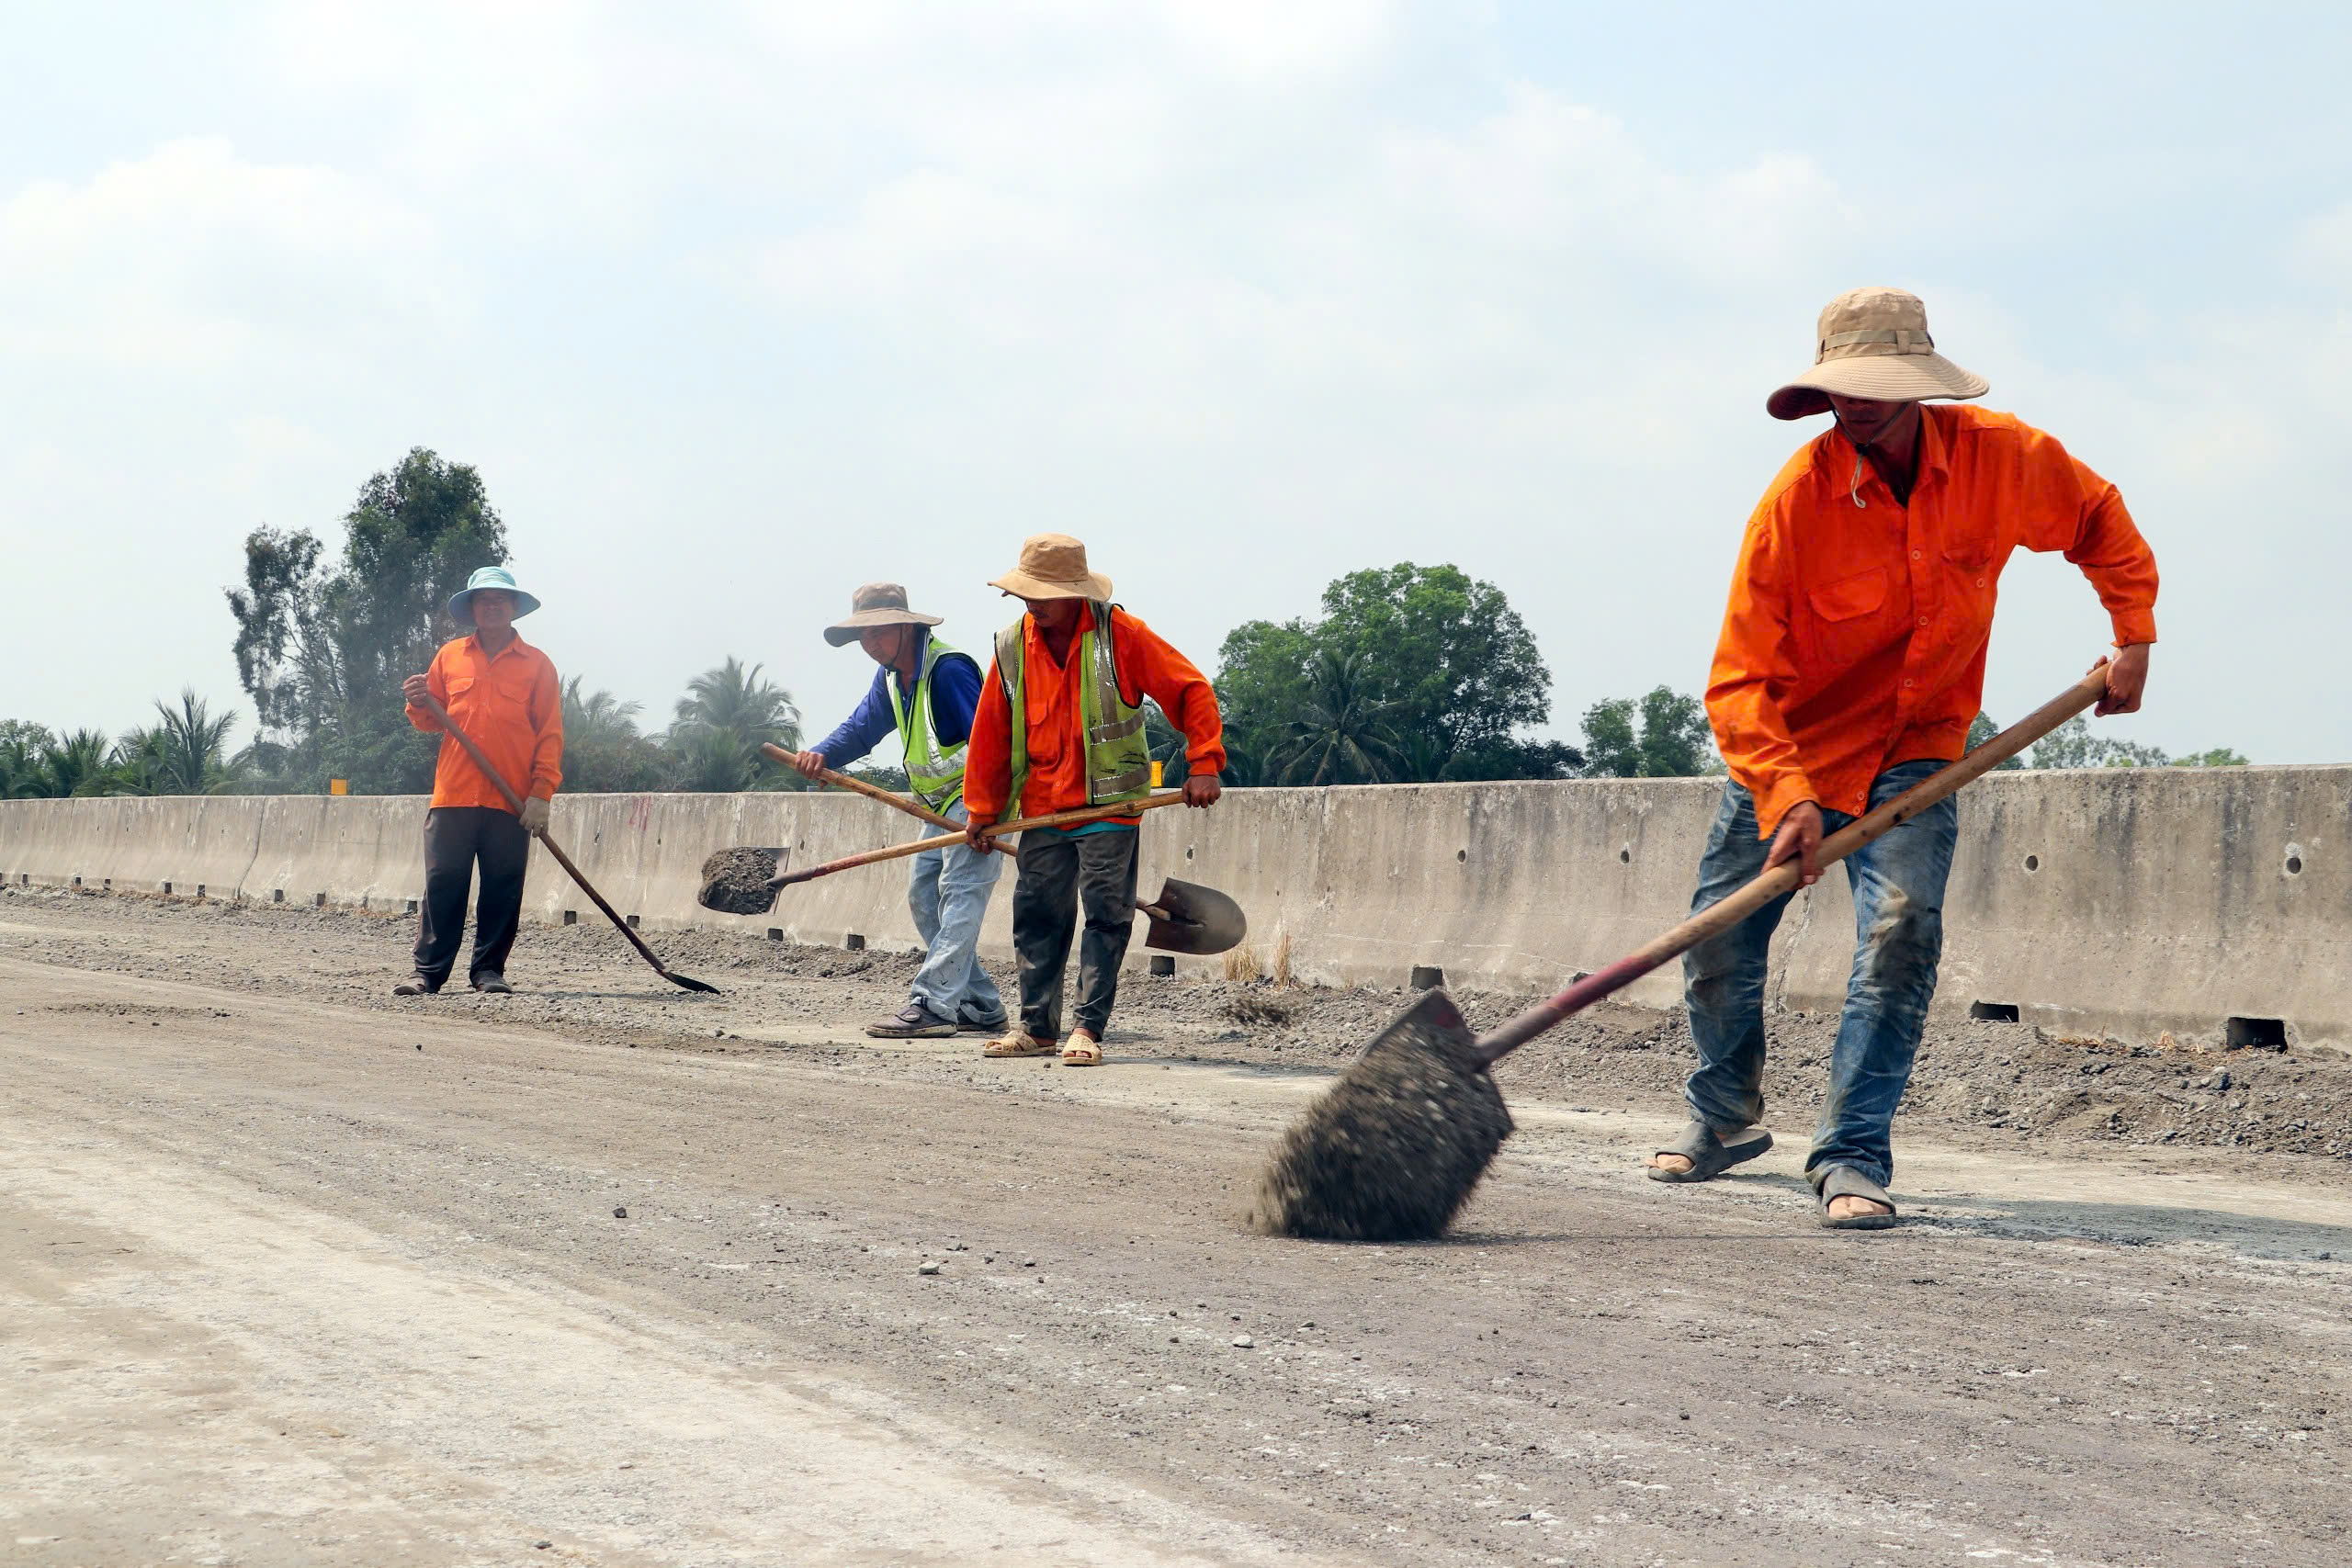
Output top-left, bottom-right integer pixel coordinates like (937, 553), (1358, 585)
(395, 565), (563, 997)
(787, 582), (1007, 1039)
(1651, 288), (2158, 1227)
(962, 534), (1225, 1066)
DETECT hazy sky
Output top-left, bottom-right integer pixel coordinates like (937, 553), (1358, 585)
(4, 3), (2346, 766)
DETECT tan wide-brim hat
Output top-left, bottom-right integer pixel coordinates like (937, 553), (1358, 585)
(823, 581), (944, 647)
(988, 532), (1112, 602)
(1767, 287), (1989, 420)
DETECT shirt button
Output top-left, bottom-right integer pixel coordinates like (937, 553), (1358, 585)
(1903, 679), (1914, 687)
(1917, 617), (1928, 627)
(1977, 578), (1987, 588)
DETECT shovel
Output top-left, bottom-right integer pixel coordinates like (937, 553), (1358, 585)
(413, 691), (720, 995)
(697, 786), (1249, 955)
(1247, 665), (2116, 1242)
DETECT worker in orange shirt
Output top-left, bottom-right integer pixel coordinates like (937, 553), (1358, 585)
(394, 565), (563, 997)
(1649, 288), (2158, 1228)
(962, 534), (1225, 1066)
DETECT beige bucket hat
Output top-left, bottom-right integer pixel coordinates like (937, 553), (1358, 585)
(987, 532), (1112, 602)
(1767, 288), (1988, 421)
(822, 581), (944, 647)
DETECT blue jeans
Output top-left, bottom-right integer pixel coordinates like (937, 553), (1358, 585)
(1679, 760), (1958, 1191)
(907, 802), (1006, 1024)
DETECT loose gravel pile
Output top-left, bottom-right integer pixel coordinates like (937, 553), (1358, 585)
(9, 882), (2352, 1168)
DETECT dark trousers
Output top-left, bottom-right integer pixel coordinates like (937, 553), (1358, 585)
(1012, 828), (1139, 1039)
(413, 806), (532, 987)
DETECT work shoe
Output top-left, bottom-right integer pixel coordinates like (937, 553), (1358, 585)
(955, 1010), (1011, 1034)
(471, 972), (514, 995)
(392, 975), (440, 997)
(866, 1001), (956, 1039)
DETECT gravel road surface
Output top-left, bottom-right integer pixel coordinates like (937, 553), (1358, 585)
(5, 886), (2348, 1565)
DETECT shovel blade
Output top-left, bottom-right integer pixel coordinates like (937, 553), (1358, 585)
(1143, 876), (1248, 955)
(697, 847), (784, 916)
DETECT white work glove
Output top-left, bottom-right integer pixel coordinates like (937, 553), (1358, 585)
(520, 797), (552, 836)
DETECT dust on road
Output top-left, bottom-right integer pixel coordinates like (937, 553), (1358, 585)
(4, 885), (2348, 1566)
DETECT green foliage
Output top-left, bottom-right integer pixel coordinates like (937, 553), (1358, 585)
(1578, 687), (1718, 777)
(1268, 647), (1407, 785)
(2027, 716), (2166, 770)
(226, 446), (508, 793)
(666, 657), (801, 792)
(1214, 563), (1560, 783)
(845, 762), (910, 793)
(40, 729), (113, 797)
(1964, 712), (2027, 771)
(96, 691), (250, 795)
(0, 721), (57, 799)
(1142, 700), (1193, 788)
(2175, 747), (2251, 768)
(559, 678), (670, 794)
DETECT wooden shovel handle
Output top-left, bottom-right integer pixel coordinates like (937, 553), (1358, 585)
(772, 792), (1190, 888)
(1469, 666), (2114, 1069)
(758, 742), (961, 829)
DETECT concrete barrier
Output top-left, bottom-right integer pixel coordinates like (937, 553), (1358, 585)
(0, 795), (263, 898)
(4, 767), (2347, 1050)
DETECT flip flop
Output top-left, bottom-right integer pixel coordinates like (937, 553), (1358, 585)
(1816, 1165), (1899, 1230)
(1646, 1120), (1773, 1183)
(1060, 1031), (1102, 1067)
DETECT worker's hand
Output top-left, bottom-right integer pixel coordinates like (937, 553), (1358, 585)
(1765, 801), (1825, 887)
(519, 797), (551, 836)
(792, 749), (827, 780)
(2096, 643), (2150, 716)
(401, 674), (430, 705)
(964, 819), (991, 853)
(1182, 773), (1221, 808)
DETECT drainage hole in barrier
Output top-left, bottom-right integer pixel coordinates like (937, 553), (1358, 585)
(2022, 854), (2040, 873)
(314, 893), (326, 908)
(1455, 849), (1467, 863)
(2287, 854), (2303, 875)
(2225, 1016), (2287, 1050)
(562, 909), (577, 925)
(1969, 1001), (2021, 1023)
(1618, 847), (1631, 863)
(627, 914), (640, 929)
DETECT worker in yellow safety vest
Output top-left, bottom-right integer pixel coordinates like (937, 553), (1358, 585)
(788, 582), (1005, 1038)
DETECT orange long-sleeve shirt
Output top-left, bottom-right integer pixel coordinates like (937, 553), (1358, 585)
(405, 633), (564, 811)
(1710, 404), (2158, 839)
(964, 605), (1226, 824)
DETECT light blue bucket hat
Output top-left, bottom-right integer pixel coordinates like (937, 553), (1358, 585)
(447, 564), (542, 628)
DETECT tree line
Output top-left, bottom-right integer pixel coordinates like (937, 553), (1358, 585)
(0, 447), (2253, 799)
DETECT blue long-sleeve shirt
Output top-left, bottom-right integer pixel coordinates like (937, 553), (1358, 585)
(811, 629), (983, 769)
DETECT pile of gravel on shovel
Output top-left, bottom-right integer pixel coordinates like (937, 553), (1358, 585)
(1247, 989), (1513, 1242)
(697, 848), (781, 916)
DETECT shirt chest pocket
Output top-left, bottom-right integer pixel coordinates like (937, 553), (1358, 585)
(1803, 566), (1893, 669)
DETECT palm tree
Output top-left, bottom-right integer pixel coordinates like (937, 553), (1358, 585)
(666, 724), (760, 793)
(150, 689), (245, 794)
(41, 729), (113, 797)
(1269, 648), (1406, 786)
(671, 657), (799, 750)
(666, 658), (798, 792)
(562, 676), (646, 747)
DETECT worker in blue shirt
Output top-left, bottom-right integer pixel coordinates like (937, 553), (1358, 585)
(789, 582), (1007, 1038)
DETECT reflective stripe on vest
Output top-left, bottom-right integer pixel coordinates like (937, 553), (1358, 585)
(992, 601), (1152, 822)
(884, 634), (968, 812)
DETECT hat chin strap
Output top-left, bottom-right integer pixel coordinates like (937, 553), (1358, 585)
(1837, 402), (1920, 508)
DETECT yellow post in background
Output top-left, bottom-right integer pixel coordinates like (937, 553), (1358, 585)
(1149, 760), (1163, 787)
(329, 779), (348, 795)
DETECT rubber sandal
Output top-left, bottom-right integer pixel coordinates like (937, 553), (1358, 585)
(1816, 1165), (1899, 1230)
(1646, 1120), (1772, 1183)
(984, 1030), (1057, 1058)
(1060, 1031), (1102, 1067)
